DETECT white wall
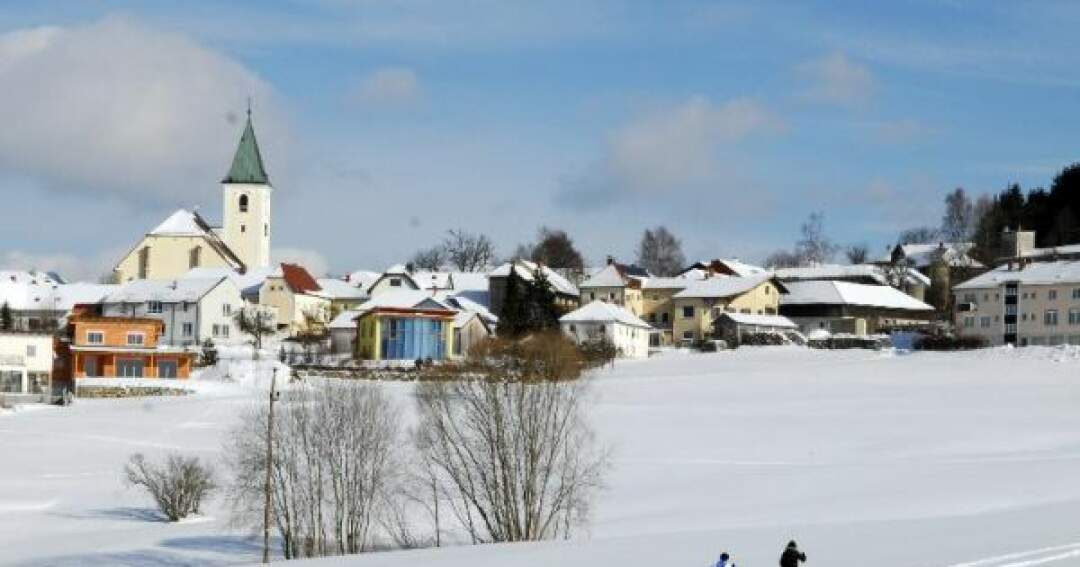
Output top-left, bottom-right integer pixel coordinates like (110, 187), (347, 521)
(222, 182), (272, 269)
(561, 320), (650, 359)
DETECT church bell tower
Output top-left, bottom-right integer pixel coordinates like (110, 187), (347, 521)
(221, 108), (272, 270)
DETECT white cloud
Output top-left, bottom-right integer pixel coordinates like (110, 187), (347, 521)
(559, 96), (784, 208)
(347, 67), (421, 107)
(797, 52), (875, 106)
(272, 248), (330, 278)
(0, 16), (286, 204)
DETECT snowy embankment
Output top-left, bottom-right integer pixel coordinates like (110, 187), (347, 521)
(2, 346), (1080, 566)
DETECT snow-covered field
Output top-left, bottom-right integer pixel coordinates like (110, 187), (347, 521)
(3, 347), (1080, 566)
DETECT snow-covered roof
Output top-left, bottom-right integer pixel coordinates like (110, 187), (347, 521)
(560, 300), (651, 328)
(720, 312), (798, 328)
(412, 271), (453, 290)
(182, 267), (273, 297)
(358, 290), (454, 312)
(105, 277), (229, 304)
(0, 271), (61, 286)
(715, 259), (767, 277)
(442, 293), (498, 323)
(0, 281), (116, 311)
(953, 260), (1080, 290)
(1019, 243), (1080, 259)
(149, 209), (205, 236)
(781, 280), (933, 311)
(344, 270), (381, 290)
(641, 277), (693, 290)
(580, 264), (626, 288)
(885, 242), (983, 268)
(774, 264), (888, 284)
(672, 275), (774, 299)
(448, 272), (489, 293)
(489, 260), (579, 297)
(316, 278), (369, 300)
(329, 308), (363, 330)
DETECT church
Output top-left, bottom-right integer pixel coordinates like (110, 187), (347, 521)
(113, 111), (273, 283)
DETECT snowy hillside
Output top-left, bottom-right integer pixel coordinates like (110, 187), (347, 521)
(3, 347), (1080, 566)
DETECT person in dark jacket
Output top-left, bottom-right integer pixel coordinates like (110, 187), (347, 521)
(780, 540), (806, 567)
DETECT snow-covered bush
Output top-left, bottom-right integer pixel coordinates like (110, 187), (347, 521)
(124, 452), (216, 521)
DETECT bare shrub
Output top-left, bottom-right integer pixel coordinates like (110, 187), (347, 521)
(414, 336), (608, 543)
(124, 452), (216, 521)
(227, 381), (400, 559)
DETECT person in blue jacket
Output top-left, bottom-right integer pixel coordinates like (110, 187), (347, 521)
(714, 551), (736, 567)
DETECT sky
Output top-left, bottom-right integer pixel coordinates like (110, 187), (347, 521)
(1, 0), (1080, 279)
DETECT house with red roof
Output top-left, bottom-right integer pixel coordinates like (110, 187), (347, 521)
(259, 263), (332, 334)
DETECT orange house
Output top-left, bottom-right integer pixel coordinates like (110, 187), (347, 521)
(69, 315), (194, 379)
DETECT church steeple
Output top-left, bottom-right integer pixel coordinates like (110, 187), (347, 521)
(222, 108), (270, 185)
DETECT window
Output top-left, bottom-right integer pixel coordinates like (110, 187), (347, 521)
(740, 308), (751, 314)
(1045, 310), (1059, 326)
(117, 359), (144, 378)
(182, 302), (189, 312)
(138, 246), (150, 279)
(264, 224), (268, 236)
(189, 246), (201, 269)
(1006, 305), (1017, 316)
(87, 331), (104, 345)
(1005, 323), (1017, 333)
(158, 360), (178, 379)
(599, 324), (606, 334)
(963, 316), (975, 328)
(240, 224), (246, 233)
(661, 313), (669, 324)
(1070, 309), (1080, 326)
(588, 292), (595, 301)
(682, 331), (694, 340)
(1049, 289), (1058, 300)
(182, 323), (193, 337)
(980, 316), (991, 328)
(1031, 291), (1038, 299)
(648, 313), (656, 323)
(222, 304), (232, 316)
(682, 306), (694, 318)
(126, 332), (145, 346)
(390, 278), (402, 287)
(1073, 288), (1080, 299)
(222, 325), (230, 338)
(212, 324), (221, 337)
(569, 324), (576, 333)
(25, 345), (36, 357)
(239, 194), (249, 212)
(963, 293), (976, 303)
(147, 301), (162, 314)
(983, 293), (989, 302)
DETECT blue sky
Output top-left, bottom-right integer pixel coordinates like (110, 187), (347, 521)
(1, 1), (1079, 278)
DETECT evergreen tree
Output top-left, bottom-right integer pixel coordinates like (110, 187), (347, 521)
(498, 265), (527, 337)
(525, 269), (561, 331)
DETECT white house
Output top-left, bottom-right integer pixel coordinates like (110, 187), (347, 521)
(102, 277), (244, 346)
(0, 272), (115, 331)
(367, 264), (455, 296)
(0, 332), (54, 399)
(560, 300), (651, 359)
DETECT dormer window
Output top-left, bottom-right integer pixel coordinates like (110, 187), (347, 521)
(239, 194), (249, 212)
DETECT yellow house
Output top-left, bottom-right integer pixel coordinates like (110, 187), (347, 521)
(259, 263), (331, 335)
(113, 210), (245, 283)
(671, 275), (785, 344)
(355, 306), (457, 362)
(639, 278), (690, 345)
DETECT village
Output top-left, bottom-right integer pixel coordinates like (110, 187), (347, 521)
(0, 111), (1077, 403)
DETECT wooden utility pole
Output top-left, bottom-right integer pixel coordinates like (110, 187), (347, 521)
(263, 367), (278, 564)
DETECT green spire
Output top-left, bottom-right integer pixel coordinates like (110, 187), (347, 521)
(222, 108), (270, 185)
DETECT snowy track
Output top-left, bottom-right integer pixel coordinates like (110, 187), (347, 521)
(946, 543), (1080, 567)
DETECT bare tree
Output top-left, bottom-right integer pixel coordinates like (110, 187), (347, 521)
(941, 187), (976, 243)
(897, 226), (940, 245)
(845, 243), (870, 264)
(636, 226), (686, 276)
(413, 335), (607, 544)
(530, 227), (584, 274)
(227, 381), (401, 559)
(795, 212), (837, 265)
(443, 229), (496, 272)
(235, 306), (276, 359)
(295, 306), (329, 363)
(763, 250), (801, 269)
(125, 452), (216, 522)
(410, 246), (446, 271)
